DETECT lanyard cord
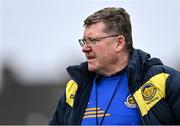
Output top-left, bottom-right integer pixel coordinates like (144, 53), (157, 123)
(95, 76), (122, 126)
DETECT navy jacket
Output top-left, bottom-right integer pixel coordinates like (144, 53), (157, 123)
(49, 48), (180, 125)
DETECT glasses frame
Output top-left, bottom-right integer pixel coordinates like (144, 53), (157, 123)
(78, 34), (119, 47)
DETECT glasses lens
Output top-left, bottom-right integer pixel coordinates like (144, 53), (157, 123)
(79, 39), (84, 47)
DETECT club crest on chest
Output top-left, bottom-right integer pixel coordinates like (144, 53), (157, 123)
(124, 95), (137, 108)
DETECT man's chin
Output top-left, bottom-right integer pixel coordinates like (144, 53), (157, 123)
(88, 65), (97, 72)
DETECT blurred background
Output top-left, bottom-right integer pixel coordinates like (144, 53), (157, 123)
(0, 0), (180, 124)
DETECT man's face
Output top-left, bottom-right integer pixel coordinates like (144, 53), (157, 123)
(82, 22), (118, 74)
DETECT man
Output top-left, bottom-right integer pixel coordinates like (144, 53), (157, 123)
(49, 7), (180, 125)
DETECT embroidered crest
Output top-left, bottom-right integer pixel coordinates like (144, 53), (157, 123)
(124, 95), (137, 108)
(141, 83), (157, 101)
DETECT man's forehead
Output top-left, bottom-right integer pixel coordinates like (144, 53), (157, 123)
(83, 26), (106, 38)
(84, 22), (106, 35)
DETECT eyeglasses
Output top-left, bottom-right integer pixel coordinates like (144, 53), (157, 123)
(78, 34), (119, 47)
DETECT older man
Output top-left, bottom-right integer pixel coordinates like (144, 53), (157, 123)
(49, 7), (180, 125)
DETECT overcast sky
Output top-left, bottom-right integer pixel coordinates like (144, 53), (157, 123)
(1, 0), (180, 83)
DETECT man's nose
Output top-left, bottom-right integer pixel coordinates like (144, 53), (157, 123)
(82, 45), (92, 53)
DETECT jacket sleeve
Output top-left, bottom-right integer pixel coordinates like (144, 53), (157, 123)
(166, 70), (180, 124)
(49, 93), (66, 125)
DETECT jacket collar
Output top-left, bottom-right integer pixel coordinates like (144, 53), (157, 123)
(66, 62), (94, 86)
(127, 48), (163, 92)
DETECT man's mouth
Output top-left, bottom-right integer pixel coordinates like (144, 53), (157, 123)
(86, 55), (95, 60)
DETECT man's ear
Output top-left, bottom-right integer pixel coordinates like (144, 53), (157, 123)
(116, 35), (125, 52)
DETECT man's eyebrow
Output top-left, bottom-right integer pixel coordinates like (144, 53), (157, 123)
(83, 36), (93, 40)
